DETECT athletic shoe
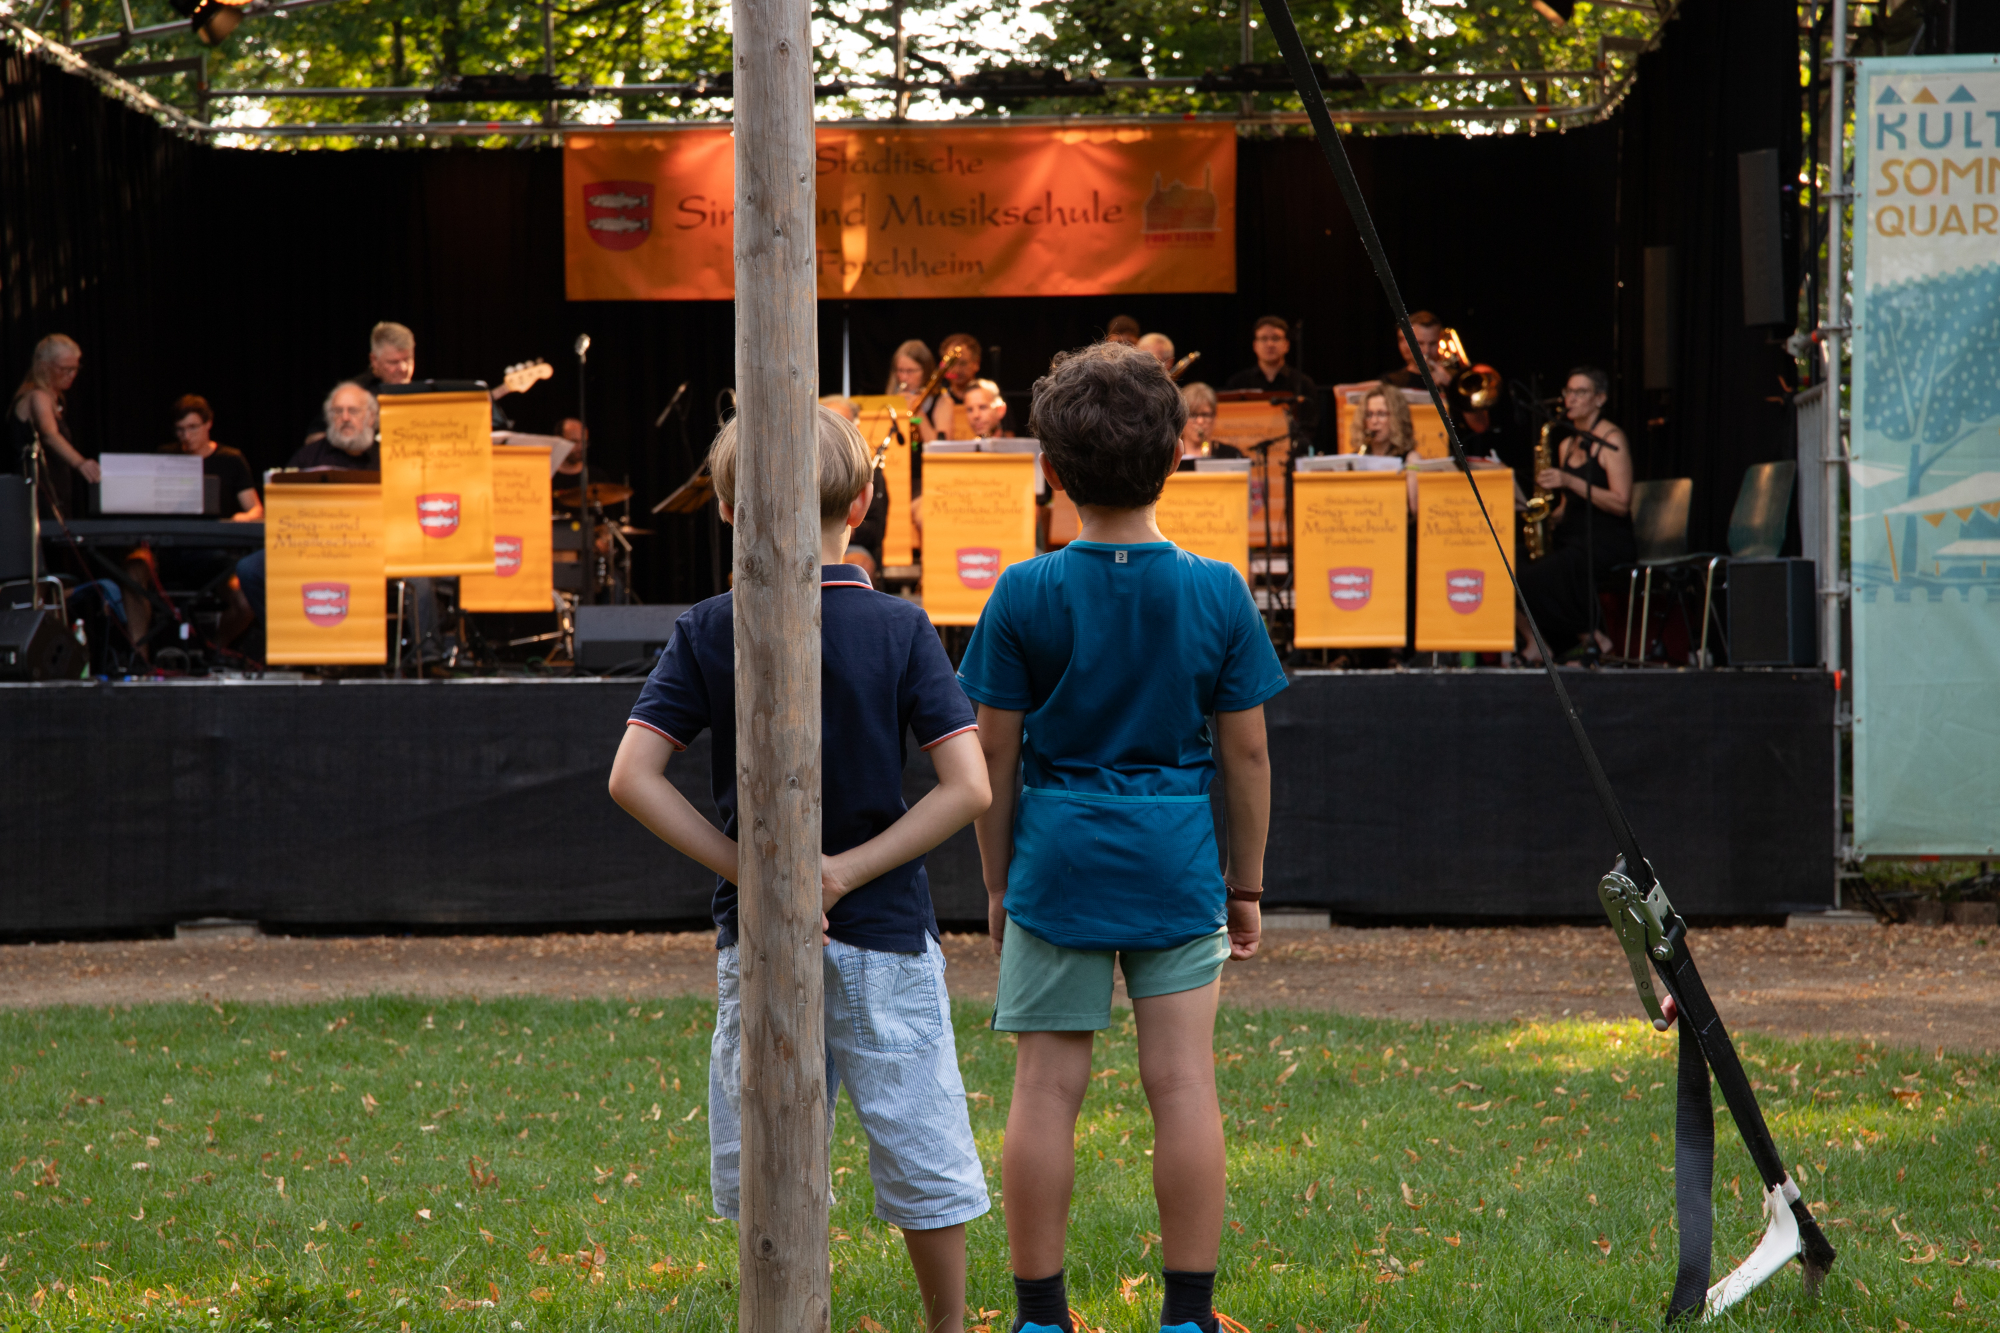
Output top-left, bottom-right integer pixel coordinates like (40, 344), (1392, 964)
(1160, 1315), (1252, 1333)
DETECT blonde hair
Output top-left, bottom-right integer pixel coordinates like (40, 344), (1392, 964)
(708, 405), (873, 520)
(966, 378), (1004, 405)
(818, 395), (860, 422)
(885, 339), (936, 394)
(1180, 381), (1217, 415)
(1137, 332), (1174, 360)
(15, 333), (80, 399)
(370, 321), (415, 353)
(1361, 383), (1415, 458)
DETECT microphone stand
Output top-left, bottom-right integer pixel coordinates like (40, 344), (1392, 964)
(572, 334), (592, 664)
(1245, 428), (1308, 637)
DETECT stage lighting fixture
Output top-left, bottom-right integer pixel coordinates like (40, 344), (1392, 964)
(1531, 0), (1575, 23)
(167, 0), (254, 45)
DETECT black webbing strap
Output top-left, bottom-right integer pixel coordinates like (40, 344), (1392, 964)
(1253, 0), (1654, 893)
(1253, 0), (1837, 1319)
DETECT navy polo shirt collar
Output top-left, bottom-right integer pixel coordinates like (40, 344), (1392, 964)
(822, 564), (871, 587)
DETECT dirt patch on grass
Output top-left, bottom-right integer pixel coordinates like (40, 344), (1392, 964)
(2, 922), (1991, 1053)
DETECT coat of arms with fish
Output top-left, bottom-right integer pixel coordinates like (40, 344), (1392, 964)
(584, 181), (653, 251)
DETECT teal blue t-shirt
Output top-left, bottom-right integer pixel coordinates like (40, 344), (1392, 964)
(955, 540), (1288, 951)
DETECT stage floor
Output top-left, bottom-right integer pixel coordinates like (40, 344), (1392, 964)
(1, 669), (1834, 934)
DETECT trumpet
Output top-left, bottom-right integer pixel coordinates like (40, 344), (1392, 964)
(1522, 418), (1559, 560)
(1169, 351), (1201, 382)
(1436, 328), (1502, 411)
(873, 348), (963, 467)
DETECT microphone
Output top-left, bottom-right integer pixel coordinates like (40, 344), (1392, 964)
(654, 381), (690, 429)
(574, 334), (592, 362)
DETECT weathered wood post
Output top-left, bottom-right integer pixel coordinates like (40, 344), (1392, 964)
(730, 0), (829, 1327)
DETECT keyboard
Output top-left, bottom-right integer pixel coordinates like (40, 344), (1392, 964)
(45, 519), (264, 550)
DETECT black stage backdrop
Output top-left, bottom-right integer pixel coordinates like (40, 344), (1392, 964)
(3, 0), (1800, 606)
(0, 671), (1832, 935)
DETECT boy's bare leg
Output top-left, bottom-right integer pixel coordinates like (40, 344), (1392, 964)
(1134, 980), (1227, 1272)
(901, 1223), (967, 1333)
(1001, 1029), (1095, 1277)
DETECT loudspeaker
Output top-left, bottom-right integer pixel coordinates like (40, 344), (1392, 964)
(0, 607), (85, 680)
(1737, 148), (1787, 327)
(1728, 557), (1816, 666)
(574, 604), (693, 672)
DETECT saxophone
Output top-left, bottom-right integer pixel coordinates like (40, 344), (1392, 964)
(1522, 419), (1558, 560)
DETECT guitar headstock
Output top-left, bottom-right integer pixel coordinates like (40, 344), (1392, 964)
(503, 359), (554, 395)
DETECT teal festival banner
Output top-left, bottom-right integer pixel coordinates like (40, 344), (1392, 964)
(1850, 55), (2000, 856)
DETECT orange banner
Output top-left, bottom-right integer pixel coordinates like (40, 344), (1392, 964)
(920, 452), (1037, 626)
(1210, 399), (1290, 546)
(378, 391), (496, 577)
(461, 446), (554, 612)
(565, 124), (1235, 301)
(1414, 467), (1516, 651)
(853, 394), (915, 568)
(264, 482), (386, 665)
(1292, 471), (1408, 648)
(1156, 470), (1250, 580)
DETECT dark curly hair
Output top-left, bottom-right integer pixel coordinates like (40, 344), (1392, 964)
(1029, 342), (1185, 509)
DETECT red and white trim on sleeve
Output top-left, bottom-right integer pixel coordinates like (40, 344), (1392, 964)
(625, 718), (688, 751)
(918, 723), (980, 751)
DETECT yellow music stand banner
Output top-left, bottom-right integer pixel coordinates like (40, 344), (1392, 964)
(378, 390), (496, 577)
(920, 451), (1037, 625)
(461, 445), (554, 612)
(1292, 471), (1407, 648)
(264, 482), (386, 665)
(1210, 399), (1291, 546)
(1414, 467), (1516, 651)
(852, 394), (915, 568)
(1156, 470), (1250, 580)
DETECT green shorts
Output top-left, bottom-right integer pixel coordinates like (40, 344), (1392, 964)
(991, 917), (1229, 1032)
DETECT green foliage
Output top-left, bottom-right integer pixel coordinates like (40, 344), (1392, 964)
(28, 0), (1665, 137)
(9, 994), (1992, 1331)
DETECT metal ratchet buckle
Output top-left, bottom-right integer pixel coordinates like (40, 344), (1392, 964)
(1597, 862), (1679, 1031)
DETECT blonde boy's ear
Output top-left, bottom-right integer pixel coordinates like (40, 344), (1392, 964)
(845, 479), (874, 529)
(1038, 454), (1066, 493)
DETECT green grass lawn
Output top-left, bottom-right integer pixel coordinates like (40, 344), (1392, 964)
(2, 991), (1996, 1332)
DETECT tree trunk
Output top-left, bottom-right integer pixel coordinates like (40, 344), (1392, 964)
(729, 0), (829, 1326)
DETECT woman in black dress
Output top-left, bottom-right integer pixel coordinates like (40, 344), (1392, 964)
(1516, 366), (1634, 662)
(9, 333), (98, 517)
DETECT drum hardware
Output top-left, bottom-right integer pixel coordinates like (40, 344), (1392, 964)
(554, 482), (635, 508)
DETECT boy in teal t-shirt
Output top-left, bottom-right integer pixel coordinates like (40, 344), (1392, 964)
(958, 342), (1287, 1333)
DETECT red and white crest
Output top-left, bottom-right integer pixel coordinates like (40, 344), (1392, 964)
(1328, 566), (1373, 611)
(956, 547), (1002, 590)
(1446, 568), (1485, 614)
(493, 535), (523, 577)
(302, 582), (349, 628)
(583, 181), (653, 252)
(416, 493), (461, 539)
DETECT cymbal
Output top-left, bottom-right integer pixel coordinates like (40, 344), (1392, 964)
(555, 482), (635, 508)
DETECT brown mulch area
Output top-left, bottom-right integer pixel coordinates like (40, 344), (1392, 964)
(1, 923), (1992, 1054)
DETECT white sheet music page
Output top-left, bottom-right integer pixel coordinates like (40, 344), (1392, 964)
(98, 453), (204, 514)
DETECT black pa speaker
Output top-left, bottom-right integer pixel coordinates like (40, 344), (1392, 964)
(574, 604), (693, 672)
(1737, 148), (1788, 327)
(1728, 557), (1816, 666)
(0, 607), (85, 680)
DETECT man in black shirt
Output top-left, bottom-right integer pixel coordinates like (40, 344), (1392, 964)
(1223, 315), (1320, 437)
(163, 395), (262, 519)
(1377, 310), (1449, 390)
(289, 383), (381, 471)
(303, 321), (518, 446)
(124, 395), (261, 651)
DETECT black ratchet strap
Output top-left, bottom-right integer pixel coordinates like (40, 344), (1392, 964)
(1253, 0), (1835, 1321)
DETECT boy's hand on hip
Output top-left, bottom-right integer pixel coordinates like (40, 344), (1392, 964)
(1227, 899), (1262, 960)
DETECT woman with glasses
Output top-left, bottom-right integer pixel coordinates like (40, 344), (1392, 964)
(1174, 382), (1242, 470)
(9, 333), (97, 518)
(1515, 366), (1635, 663)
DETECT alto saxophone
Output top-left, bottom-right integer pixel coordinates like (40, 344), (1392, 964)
(1522, 420), (1558, 560)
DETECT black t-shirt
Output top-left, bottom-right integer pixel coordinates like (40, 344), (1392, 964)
(161, 444), (257, 517)
(1223, 364), (1321, 432)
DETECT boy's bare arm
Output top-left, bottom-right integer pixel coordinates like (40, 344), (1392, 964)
(1215, 705), (1271, 960)
(971, 705), (1025, 952)
(608, 725), (740, 884)
(821, 731), (991, 911)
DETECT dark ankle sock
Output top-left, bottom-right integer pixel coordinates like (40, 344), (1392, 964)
(1162, 1269), (1217, 1331)
(1012, 1270), (1070, 1331)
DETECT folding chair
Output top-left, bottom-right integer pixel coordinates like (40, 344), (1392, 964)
(1620, 478), (1692, 661)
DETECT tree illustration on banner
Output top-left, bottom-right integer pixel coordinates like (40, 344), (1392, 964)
(1861, 263), (2000, 580)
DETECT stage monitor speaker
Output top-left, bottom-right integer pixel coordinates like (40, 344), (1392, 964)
(574, 604), (693, 672)
(1738, 148), (1787, 327)
(1643, 246), (1677, 390)
(1728, 557), (1816, 667)
(0, 607), (85, 680)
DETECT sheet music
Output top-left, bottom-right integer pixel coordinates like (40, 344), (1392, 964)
(99, 453), (204, 515)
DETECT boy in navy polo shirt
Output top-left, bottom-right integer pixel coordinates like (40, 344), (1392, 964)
(959, 343), (1286, 1333)
(609, 406), (993, 1333)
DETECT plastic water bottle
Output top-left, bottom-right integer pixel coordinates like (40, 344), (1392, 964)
(72, 618), (89, 679)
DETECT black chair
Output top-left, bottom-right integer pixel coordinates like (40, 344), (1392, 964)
(1619, 478), (1692, 660)
(1697, 461), (1796, 665)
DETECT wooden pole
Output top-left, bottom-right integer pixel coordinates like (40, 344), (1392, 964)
(730, 0), (829, 1327)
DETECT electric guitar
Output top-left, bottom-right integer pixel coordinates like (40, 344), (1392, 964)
(495, 359), (554, 399)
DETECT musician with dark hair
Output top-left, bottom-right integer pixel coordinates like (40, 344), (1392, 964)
(1378, 310), (1448, 390)
(1223, 316), (1319, 434)
(1515, 365), (1634, 663)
